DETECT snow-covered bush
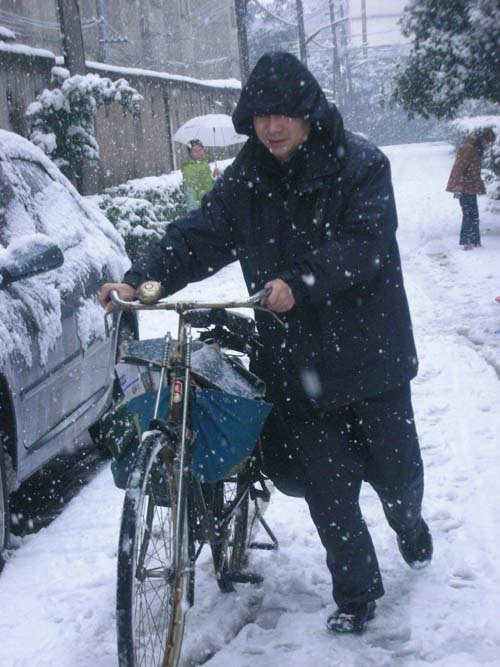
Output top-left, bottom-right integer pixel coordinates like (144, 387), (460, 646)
(0, 26), (16, 41)
(393, 0), (500, 120)
(26, 67), (142, 183)
(448, 115), (500, 200)
(91, 160), (233, 261)
(93, 173), (186, 261)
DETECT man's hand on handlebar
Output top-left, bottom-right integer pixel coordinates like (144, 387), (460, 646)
(98, 279), (293, 314)
(98, 282), (137, 313)
(262, 279), (295, 313)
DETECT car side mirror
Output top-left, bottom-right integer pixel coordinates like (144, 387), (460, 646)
(0, 235), (64, 288)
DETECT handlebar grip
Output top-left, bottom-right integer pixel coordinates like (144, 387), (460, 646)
(108, 289), (139, 308)
(109, 289), (120, 305)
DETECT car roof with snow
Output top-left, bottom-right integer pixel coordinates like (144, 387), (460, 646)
(0, 129), (129, 371)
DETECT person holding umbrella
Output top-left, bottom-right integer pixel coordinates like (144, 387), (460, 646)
(181, 139), (219, 212)
(100, 52), (432, 635)
(175, 113), (247, 212)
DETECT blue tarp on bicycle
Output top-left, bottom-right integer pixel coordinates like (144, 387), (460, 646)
(191, 388), (272, 482)
(125, 387), (271, 483)
(110, 338), (272, 485)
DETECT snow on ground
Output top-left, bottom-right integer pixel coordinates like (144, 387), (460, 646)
(1, 141), (500, 667)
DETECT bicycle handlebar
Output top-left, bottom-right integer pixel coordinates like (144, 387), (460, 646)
(109, 283), (272, 313)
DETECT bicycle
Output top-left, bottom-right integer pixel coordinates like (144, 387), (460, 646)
(109, 283), (279, 667)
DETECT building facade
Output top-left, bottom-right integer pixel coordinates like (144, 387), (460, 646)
(0, 0), (241, 79)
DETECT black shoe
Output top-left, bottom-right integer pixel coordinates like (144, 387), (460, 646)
(326, 600), (376, 634)
(397, 520), (433, 569)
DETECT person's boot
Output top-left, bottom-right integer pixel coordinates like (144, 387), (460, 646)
(326, 601), (376, 634)
(397, 519), (433, 569)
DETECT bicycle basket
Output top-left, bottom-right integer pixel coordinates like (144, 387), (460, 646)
(118, 338), (266, 399)
(116, 338), (272, 483)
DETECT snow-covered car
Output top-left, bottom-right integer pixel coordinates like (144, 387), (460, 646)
(0, 129), (137, 569)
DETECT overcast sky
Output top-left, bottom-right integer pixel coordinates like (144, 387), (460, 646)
(302, 0), (408, 48)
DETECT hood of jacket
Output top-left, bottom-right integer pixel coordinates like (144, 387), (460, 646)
(232, 51), (346, 168)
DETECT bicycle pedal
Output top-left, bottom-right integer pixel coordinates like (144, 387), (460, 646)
(227, 571), (263, 585)
(248, 541), (278, 551)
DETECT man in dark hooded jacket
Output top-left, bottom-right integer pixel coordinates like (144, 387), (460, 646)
(100, 52), (432, 634)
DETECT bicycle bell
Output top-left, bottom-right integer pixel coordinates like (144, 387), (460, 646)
(136, 280), (164, 304)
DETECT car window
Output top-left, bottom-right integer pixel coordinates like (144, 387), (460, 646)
(0, 159), (41, 246)
(11, 158), (89, 252)
(5, 153), (127, 305)
(13, 159), (53, 197)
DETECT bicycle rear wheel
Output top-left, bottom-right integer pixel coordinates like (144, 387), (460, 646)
(211, 475), (250, 592)
(228, 477), (250, 573)
(117, 430), (189, 667)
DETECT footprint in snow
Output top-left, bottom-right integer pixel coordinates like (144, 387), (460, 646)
(441, 517), (463, 533)
(426, 403), (450, 415)
(255, 607), (285, 630)
(449, 567), (476, 589)
(369, 622), (412, 648)
(272, 641), (302, 652)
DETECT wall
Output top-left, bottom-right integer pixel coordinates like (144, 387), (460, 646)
(0, 45), (55, 136)
(0, 44), (241, 192)
(0, 0), (61, 54)
(90, 63), (241, 189)
(0, 0), (241, 79)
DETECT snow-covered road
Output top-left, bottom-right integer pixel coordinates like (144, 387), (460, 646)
(1, 142), (500, 667)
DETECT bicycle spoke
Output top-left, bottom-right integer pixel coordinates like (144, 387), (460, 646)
(117, 433), (189, 667)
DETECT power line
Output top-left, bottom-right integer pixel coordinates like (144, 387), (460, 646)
(0, 8), (59, 30)
(251, 0), (298, 28)
(1, 2), (240, 74)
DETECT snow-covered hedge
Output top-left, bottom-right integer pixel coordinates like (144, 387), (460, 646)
(448, 115), (500, 201)
(93, 172), (186, 262)
(26, 67), (142, 182)
(0, 25), (16, 41)
(92, 158), (234, 262)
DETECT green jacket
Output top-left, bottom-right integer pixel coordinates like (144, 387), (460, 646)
(181, 159), (214, 209)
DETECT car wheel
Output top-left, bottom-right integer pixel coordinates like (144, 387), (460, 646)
(0, 443), (10, 572)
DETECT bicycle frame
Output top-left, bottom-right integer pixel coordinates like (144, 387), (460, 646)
(113, 285), (282, 667)
(110, 286), (275, 573)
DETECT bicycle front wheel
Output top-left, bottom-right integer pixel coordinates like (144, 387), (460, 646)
(117, 430), (189, 667)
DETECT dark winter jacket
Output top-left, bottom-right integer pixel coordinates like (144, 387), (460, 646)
(446, 135), (487, 195)
(124, 52), (418, 414)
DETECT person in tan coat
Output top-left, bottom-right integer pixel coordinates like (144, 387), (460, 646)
(446, 128), (496, 249)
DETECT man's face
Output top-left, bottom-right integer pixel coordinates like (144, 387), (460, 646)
(253, 115), (311, 162)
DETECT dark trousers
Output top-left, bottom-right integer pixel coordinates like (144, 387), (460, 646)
(262, 382), (424, 607)
(459, 194), (480, 245)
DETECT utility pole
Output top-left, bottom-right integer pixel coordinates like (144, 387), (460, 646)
(139, 0), (153, 68)
(295, 0), (307, 66)
(361, 0), (368, 58)
(234, 0), (250, 85)
(95, 0), (128, 65)
(328, 0), (343, 109)
(96, 0), (109, 63)
(338, 0), (352, 115)
(56, 0), (86, 74)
